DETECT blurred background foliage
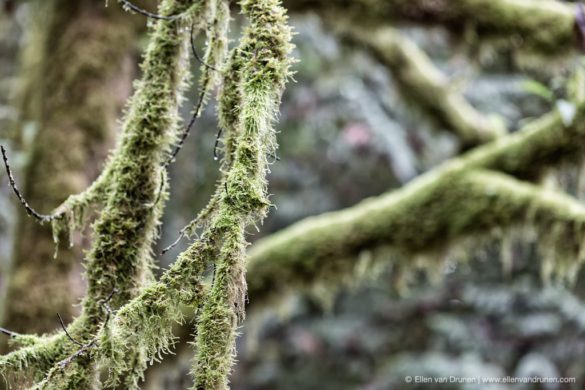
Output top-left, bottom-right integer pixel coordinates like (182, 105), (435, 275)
(2, 1), (585, 389)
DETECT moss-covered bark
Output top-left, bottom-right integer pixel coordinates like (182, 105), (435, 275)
(247, 168), (585, 303)
(0, 0), (137, 339)
(285, 0), (578, 55)
(247, 104), (585, 303)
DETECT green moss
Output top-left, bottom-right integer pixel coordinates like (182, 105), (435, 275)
(2, 0), (206, 386)
(191, 1), (294, 388)
(246, 95), (585, 303)
(0, 0), (293, 387)
(285, 0), (577, 55)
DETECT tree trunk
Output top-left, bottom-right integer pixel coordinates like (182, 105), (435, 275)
(0, 0), (138, 342)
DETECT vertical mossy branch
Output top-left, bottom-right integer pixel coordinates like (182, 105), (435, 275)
(82, 0), (198, 323)
(193, 0), (293, 388)
(70, 0), (202, 387)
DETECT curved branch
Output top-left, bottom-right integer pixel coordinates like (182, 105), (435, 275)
(337, 24), (505, 147)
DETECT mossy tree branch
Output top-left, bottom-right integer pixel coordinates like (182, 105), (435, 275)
(285, 0), (580, 55)
(247, 168), (585, 303)
(5, 0), (584, 388)
(337, 23), (506, 148)
(193, 1), (293, 388)
(1, 0), (204, 387)
(247, 103), (585, 303)
(1, 0), (293, 388)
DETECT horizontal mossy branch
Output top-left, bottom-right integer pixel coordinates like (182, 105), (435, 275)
(338, 24), (505, 147)
(247, 169), (585, 303)
(455, 107), (585, 179)
(246, 103), (585, 302)
(284, 0), (578, 54)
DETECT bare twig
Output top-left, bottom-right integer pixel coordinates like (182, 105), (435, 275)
(161, 229), (186, 255)
(1, 145), (56, 223)
(213, 127), (223, 161)
(57, 340), (96, 369)
(0, 327), (18, 338)
(161, 193), (219, 254)
(100, 287), (118, 306)
(190, 22), (219, 72)
(98, 287), (118, 324)
(57, 314), (84, 347)
(151, 24), (222, 207)
(55, 287), (118, 369)
(166, 90), (207, 168)
(119, 0), (182, 20)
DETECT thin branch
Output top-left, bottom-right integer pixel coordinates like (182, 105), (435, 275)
(119, 0), (182, 21)
(161, 193), (219, 254)
(151, 88), (204, 207)
(165, 90), (206, 167)
(161, 229), (186, 254)
(98, 287), (118, 324)
(1, 145), (55, 223)
(99, 287), (118, 306)
(57, 339), (96, 369)
(213, 127), (223, 161)
(57, 314), (84, 347)
(153, 21), (225, 207)
(0, 327), (18, 338)
(166, 19), (224, 168)
(190, 22), (220, 72)
(55, 288), (117, 370)
(336, 23), (505, 147)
